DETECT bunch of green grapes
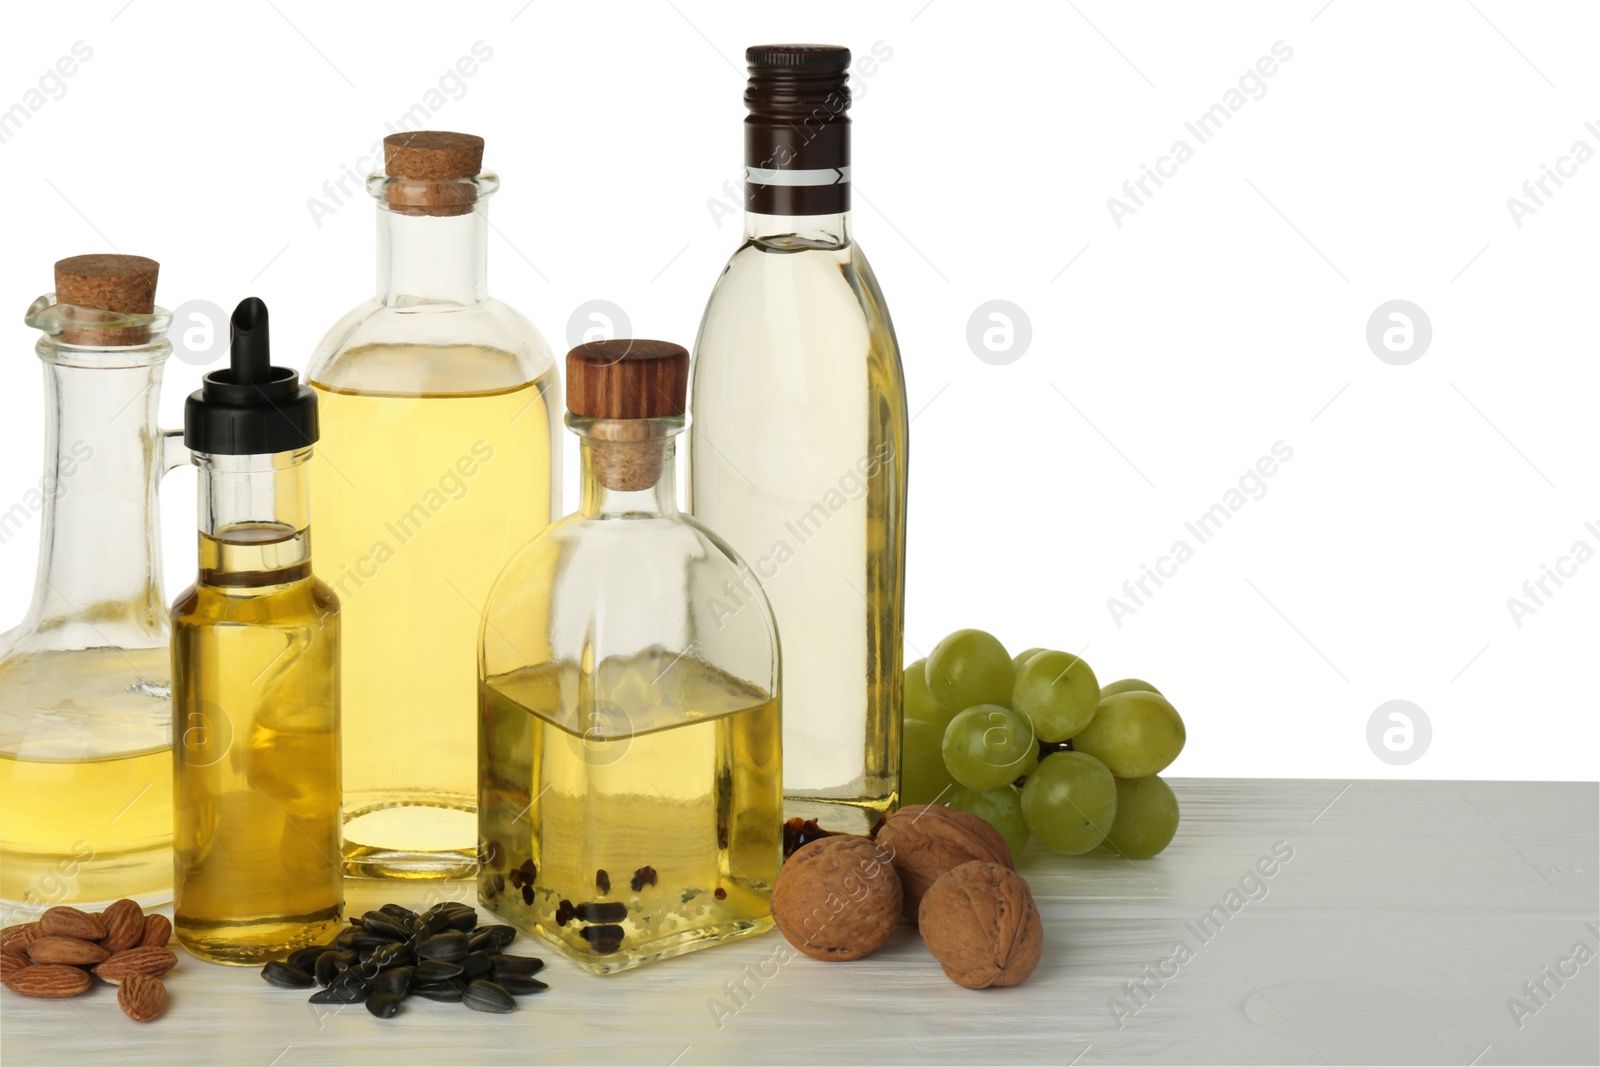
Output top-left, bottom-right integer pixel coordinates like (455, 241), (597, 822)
(902, 630), (1185, 860)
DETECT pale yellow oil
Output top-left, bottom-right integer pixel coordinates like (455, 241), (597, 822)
(310, 345), (554, 878)
(690, 232), (907, 834)
(479, 650), (781, 975)
(0, 688), (172, 913)
(171, 527), (343, 964)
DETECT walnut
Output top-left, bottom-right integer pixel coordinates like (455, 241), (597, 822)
(875, 804), (1014, 920)
(771, 835), (902, 961)
(918, 860), (1043, 989)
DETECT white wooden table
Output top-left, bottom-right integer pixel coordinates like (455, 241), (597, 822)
(3, 780), (1596, 1066)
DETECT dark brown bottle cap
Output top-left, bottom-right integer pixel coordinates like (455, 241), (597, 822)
(53, 253), (160, 346)
(566, 340), (689, 420)
(745, 44), (851, 216)
(383, 131), (484, 216)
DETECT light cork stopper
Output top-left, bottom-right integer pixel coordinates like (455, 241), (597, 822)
(53, 253), (160, 346)
(567, 340), (689, 492)
(383, 131), (484, 217)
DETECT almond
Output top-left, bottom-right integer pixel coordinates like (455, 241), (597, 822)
(3, 963), (92, 998)
(140, 914), (172, 948)
(117, 973), (167, 1022)
(0, 951), (30, 979)
(99, 899), (145, 953)
(26, 935), (110, 966)
(0, 922), (42, 953)
(93, 946), (178, 984)
(39, 906), (105, 941)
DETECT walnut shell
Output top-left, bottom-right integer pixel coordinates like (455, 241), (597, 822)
(918, 860), (1043, 989)
(771, 835), (902, 961)
(875, 804), (1014, 920)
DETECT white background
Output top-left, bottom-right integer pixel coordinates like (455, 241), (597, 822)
(0, 1), (1594, 781)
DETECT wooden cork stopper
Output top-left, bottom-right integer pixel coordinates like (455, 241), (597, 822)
(567, 340), (689, 491)
(53, 253), (159, 346)
(383, 131), (484, 217)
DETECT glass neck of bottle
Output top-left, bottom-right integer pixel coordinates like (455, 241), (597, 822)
(574, 417), (683, 519)
(375, 200), (489, 306)
(744, 209), (851, 247)
(19, 328), (177, 642)
(195, 449), (313, 586)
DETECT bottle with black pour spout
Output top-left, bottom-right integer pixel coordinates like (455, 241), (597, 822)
(171, 298), (343, 964)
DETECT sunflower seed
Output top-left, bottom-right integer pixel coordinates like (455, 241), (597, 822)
(415, 959), (463, 982)
(378, 904), (416, 923)
(333, 949), (359, 974)
(361, 912), (411, 941)
(467, 930), (493, 953)
(462, 979), (515, 1014)
(286, 945), (330, 973)
(417, 931), (468, 962)
(315, 950), (339, 986)
(369, 967), (412, 996)
(353, 930), (397, 950)
(308, 977), (369, 1004)
(481, 925), (517, 951)
(261, 961), (315, 988)
(488, 955), (544, 976)
(458, 951), (492, 979)
(332, 926), (360, 950)
(366, 992), (402, 1018)
(443, 910), (478, 934)
(496, 974), (549, 996)
(411, 981), (464, 1003)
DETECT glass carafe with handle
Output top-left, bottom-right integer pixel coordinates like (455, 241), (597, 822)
(0, 254), (184, 913)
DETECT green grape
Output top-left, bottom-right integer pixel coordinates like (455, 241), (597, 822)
(904, 657), (956, 733)
(902, 716), (956, 805)
(1100, 677), (1161, 699)
(1020, 751), (1117, 855)
(1102, 775), (1179, 859)
(926, 629), (1012, 713)
(948, 785), (1030, 860)
(1012, 650), (1100, 743)
(941, 704), (1038, 791)
(1010, 647), (1045, 677)
(1072, 691), (1185, 778)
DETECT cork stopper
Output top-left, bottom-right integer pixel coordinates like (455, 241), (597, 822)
(383, 131), (485, 217)
(567, 340), (689, 492)
(53, 253), (160, 346)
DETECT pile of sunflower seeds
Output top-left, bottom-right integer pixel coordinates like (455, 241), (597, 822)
(259, 901), (546, 1018)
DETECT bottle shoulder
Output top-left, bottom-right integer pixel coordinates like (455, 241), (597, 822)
(308, 298), (557, 395)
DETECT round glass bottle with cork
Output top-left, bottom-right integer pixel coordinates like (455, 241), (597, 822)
(1, 254), (184, 913)
(307, 130), (561, 879)
(478, 340), (782, 975)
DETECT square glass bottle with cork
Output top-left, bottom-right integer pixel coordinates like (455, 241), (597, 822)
(478, 340), (781, 974)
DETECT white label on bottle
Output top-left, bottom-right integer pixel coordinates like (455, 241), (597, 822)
(745, 166), (850, 187)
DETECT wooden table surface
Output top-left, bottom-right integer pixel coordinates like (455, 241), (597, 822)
(2, 780), (1596, 1066)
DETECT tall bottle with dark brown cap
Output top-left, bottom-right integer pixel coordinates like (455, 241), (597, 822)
(308, 131), (560, 878)
(689, 45), (909, 833)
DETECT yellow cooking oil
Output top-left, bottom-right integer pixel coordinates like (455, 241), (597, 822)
(479, 649), (781, 975)
(171, 526), (343, 964)
(0, 685), (172, 913)
(309, 344), (555, 878)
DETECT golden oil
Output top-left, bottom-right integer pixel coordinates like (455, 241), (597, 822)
(310, 346), (555, 878)
(0, 712), (171, 914)
(479, 650), (781, 975)
(171, 526), (343, 964)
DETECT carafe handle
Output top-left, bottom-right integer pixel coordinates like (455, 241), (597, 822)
(162, 428), (190, 474)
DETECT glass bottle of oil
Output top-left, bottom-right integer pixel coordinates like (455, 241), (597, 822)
(479, 340), (781, 975)
(307, 131), (560, 879)
(172, 299), (342, 964)
(689, 45), (909, 834)
(1, 254), (183, 915)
